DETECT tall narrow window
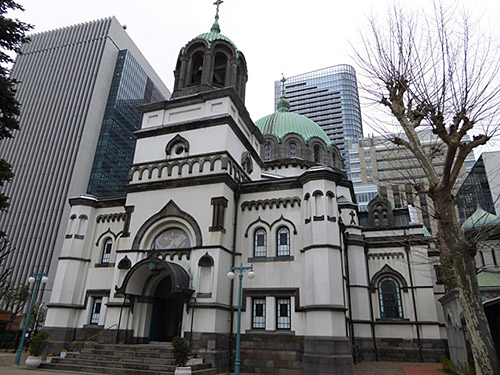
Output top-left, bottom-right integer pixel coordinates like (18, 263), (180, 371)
(252, 298), (266, 329)
(289, 142), (297, 158)
(313, 145), (321, 163)
(210, 197), (228, 232)
(101, 238), (112, 264)
(382, 210), (389, 227)
(374, 211), (380, 227)
(90, 297), (103, 325)
(277, 227), (290, 257)
(190, 52), (204, 85)
(264, 143), (271, 161)
(276, 298), (291, 330)
(379, 277), (403, 319)
(254, 229), (267, 257)
(213, 52), (228, 86)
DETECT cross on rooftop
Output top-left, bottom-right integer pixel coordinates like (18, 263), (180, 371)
(214, 0), (224, 19)
(280, 74), (287, 97)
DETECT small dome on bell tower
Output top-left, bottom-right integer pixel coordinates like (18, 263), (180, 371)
(172, 1), (248, 102)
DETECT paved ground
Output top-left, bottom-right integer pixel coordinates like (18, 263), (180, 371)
(0, 352), (443, 375)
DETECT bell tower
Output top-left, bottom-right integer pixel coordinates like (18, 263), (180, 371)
(172, 0), (248, 101)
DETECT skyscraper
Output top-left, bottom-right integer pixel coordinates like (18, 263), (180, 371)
(274, 65), (363, 166)
(0, 17), (169, 296)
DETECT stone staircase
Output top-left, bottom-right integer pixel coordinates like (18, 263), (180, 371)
(40, 343), (217, 375)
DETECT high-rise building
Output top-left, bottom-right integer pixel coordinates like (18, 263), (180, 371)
(347, 132), (476, 233)
(274, 65), (363, 168)
(0, 17), (169, 296)
(456, 151), (500, 224)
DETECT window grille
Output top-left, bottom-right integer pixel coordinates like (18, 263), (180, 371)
(379, 277), (403, 319)
(276, 298), (291, 330)
(252, 298), (266, 329)
(277, 227), (290, 257)
(90, 297), (103, 325)
(254, 229), (267, 257)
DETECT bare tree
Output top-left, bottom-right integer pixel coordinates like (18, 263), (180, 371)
(355, 2), (500, 374)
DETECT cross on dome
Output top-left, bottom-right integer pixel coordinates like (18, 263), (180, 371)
(214, 0), (223, 20)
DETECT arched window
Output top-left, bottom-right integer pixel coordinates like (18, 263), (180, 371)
(313, 144), (321, 163)
(382, 209), (389, 226)
(379, 277), (403, 319)
(190, 51), (204, 85)
(277, 227), (290, 257)
(289, 142), (297, 158)
(213, 52), (228, 86)
(101, 238), (113, 264)
(254, 228), (267, 258)
(264, 143), (272, 161)
(374, 211), (380, 227)
(152, 228), (191, 249)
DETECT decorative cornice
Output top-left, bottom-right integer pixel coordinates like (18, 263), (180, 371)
(96, 212), (126, 223)
(241, 196), (301, 211)
(368, 252), (405, 260)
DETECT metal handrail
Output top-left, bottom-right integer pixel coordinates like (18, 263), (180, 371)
(80, 323), (117, 346)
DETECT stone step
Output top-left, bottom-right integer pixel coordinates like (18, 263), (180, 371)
(41, 343), (216, 375)
(71, 353), (176, 365)
(51, 357), (212, 372)
(79, 348), (175, 359)
(40, 362), (217, 375)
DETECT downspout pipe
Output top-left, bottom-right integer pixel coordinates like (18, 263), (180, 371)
(364, 244), (379, 361)
(228, 184), (241, 371)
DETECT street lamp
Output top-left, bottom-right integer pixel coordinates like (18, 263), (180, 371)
(227, 264), (255, 375)
(14, 272), (48, 367)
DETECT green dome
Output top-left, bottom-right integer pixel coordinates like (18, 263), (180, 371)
(461, 205), (500, 231)
(255, 97), (332, 147)
(188, 20), (238, 52)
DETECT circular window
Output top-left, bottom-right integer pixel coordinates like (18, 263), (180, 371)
(152, 228), (191, 249)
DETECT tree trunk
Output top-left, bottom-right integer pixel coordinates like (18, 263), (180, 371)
(434, 191), (500, 375)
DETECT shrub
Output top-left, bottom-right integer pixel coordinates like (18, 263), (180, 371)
(29, 330), (50, 357)
(172, 336), (190, 367)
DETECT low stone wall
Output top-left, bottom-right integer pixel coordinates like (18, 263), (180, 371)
(354, 337), (448, 363)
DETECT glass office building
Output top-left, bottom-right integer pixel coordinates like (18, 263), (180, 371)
(87, 50), (166, 197)
(274, 65), (363, 173)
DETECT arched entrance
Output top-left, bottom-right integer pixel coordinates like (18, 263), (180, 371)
(149, 275), (185, 341)
(115, 257), (193, 342)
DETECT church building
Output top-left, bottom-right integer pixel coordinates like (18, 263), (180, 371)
(44, 8), (447, 375)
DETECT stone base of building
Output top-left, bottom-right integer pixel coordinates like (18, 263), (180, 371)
(185, 332), (231, 372)
(44, 326), (137, 354)
(354, 337), (448, 363)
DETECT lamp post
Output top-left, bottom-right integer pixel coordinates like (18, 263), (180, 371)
(14, 272), (48, 367)
(227, 264), (255, 375)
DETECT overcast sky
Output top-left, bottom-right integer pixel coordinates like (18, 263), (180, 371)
(9, 0), (500, 150)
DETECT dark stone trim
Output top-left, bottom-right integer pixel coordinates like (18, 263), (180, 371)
(244, 329), (296, 335)
(297, 304), (347, 312)
(126, 173), (239, 194)
(87, 289), (111, 297)
(305, 218), (311, 224)
(313, 215), (325, 221)
(327, 216), (337, 222)
(96, 212), (126, 223)
(122, 206), (135, 237)
(247, 256), (294, 263)
(196, 292), (212, 298)
(264, 158), (315, 169)
(135, 114), (264, 168)
(132, 200), (202, 250)
(369, 264), (408, 291)
(94, 263), (115, 268)
(190, 302), (232, 311)
(116, 245), (233, 256)
(244, 217), (271, 237)
(241, 288), (300, 311)
(74, 234), (84, 240)
(69, 196), (126, 208)
(240, 178), (302, 194)
(209, 226), (226, 233)
(95, 228), (119, 246)
(312, 190), (324, 197)
(58, 256), (91, 262)
(106, 302), (131, 308)
(46, 303), (85, 309)
(65, 234), (72, 239)
(350, 284), (369, 289)
(301, 244), (341, 252)
(271, 215), (298, 235)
